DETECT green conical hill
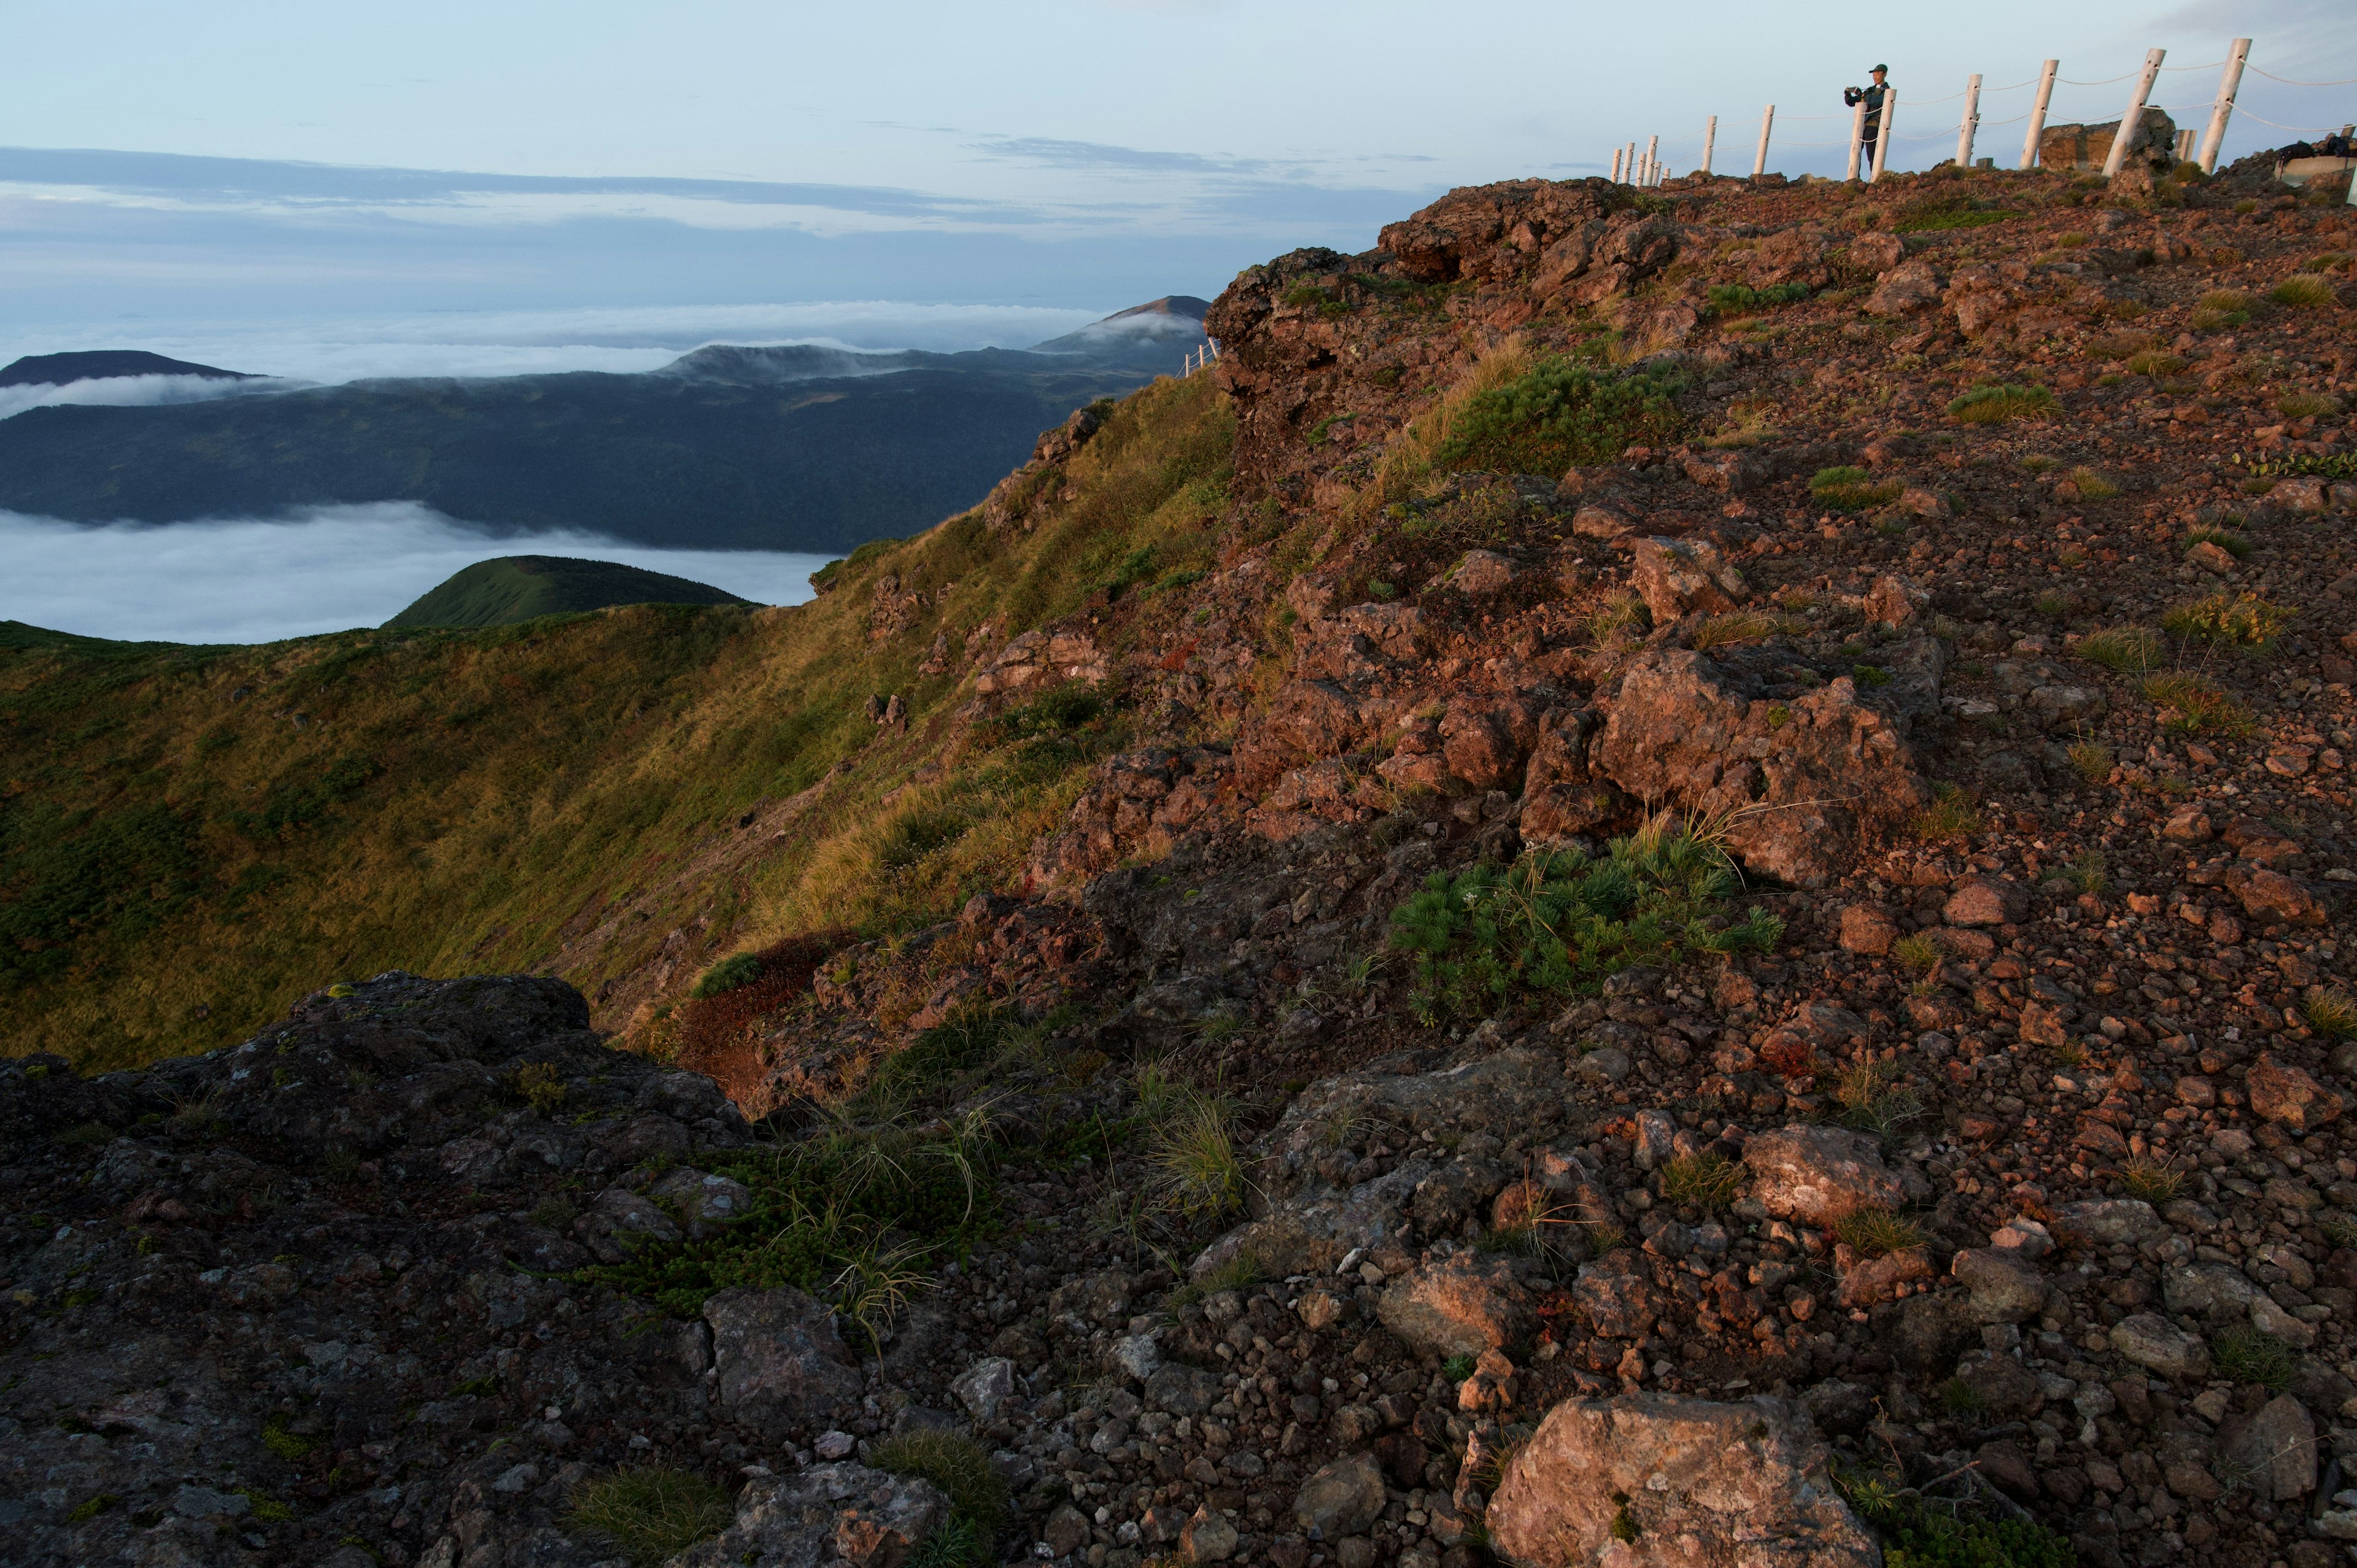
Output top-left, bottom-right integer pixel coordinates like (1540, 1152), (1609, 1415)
(383, 555), (753, 628)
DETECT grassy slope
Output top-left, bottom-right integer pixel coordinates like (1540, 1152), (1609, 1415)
(0, 374), (1232, 1070)
(383, 556), (754, 628)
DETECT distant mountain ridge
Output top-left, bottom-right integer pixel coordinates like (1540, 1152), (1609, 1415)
(0, 299), (1210, 552)
(384, 556), (752, 628)
(0, 349), (254, 387)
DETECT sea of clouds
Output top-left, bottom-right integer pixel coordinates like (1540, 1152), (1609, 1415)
(0, 504), (834, 646)
(0, 299), (1115, 390)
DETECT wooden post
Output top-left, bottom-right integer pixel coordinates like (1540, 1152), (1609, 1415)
(1625, 141), (1638, 185)
(1702, 115), (1717, 176)
(2102, 48), (2167, 179)
(1754, 104), (1774, 179)
(1612, 146), (1625, 182)
(1846, 97), (1868, 180)
(2197, 38), (2250, 176)
(1957, 74), (1982, 168)
(2021, 59), (2058, 169)
(2175, 128), (2195, 162)
(1645, 134), (1659, 186)
(1870, 92), (1895, 181)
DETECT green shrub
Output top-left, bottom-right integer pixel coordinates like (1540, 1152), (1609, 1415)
(568, 1467), (734, 1566)
(1431, 361), (1688, 475)
(877, 809), (971, 871)
(690, 953), (762, 999)
(1837, 1466), (2073, 1568)
(1947, 384), (2057, 425)
(1891, 198), (2009, 233)
(1808, 466), (1903, 512)
(2142, 672), (2254, 736)
(1388, 822), (1779, 1022)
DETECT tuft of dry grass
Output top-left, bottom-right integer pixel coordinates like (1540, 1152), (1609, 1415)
(2269, 274), (2337, 307)
(2183, 524), (2251, 559)
(2118, 1157), (2184, 1203)
(1891, 933), (1940, 975)
(1836, 1058), (1922, 1139)
(2076, 625), (2160, 673)
(2141, 672), (2254, 736)
(1660, 1151), (1746, 1208)
(568, 1468), (734, 1567)
(1910, 783), (1982, 841)
(2303, 989), (2357, 1040)
(1689, 611), (1786, 649)
(2067, 741), (2112, 784)
(1149, 1084), (1248, 1220)
(1948, 384), (2057, 425)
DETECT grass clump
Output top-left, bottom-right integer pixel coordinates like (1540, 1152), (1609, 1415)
(2142, 672), (2253, 736)
(872, 1429), (1009, 1567)
(2302, 989), (2357, 1040)
(1835, 1059), (1922, 1139)
(1689, 611), (1790, 649)
(1891, 933), (1940, 976)
(2278, 390), (2339, 419)
(2086, 330), (2159, 362)
(2191, 290), (2254, 330)
(2213, 1325), (2294, 1389)
(2161, 592), (2291, 649)
(1809, 466), (1904, 512)
(1947, 384), (2056, 425)
(2076, 626), (2158, 674)
(1892, 196), (2009, 233)
(1388, 818), (1781, 1022)
(1588, 591), (1650, 645)
(1660, 1151), (1744, 1208)
(2061, 851), (2109, 895)
(1149, 1084), (1248, 1221)
(261, 1415), (320, 1461)
(568, 1467), (734, 1567)
(1833, 1207), (1928, 1257)
(2067, 741), (2111, 784)
(2117, 1156), (2183, 1203)
(2183, 524), (2252, 559)
(2124, 349), (2189, 377)
(2269, 274), (2337, 307)
(1430, 359), (1689, 476)
(1706, 282), (1813, 313)
(1910, 784), (1981, 842)
(2062, 466), (2119, 500)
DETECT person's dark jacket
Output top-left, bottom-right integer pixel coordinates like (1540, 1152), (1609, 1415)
(1843, 82), (1890, 128)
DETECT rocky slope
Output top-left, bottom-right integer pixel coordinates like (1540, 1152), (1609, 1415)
(7, 153), (2357, 1568)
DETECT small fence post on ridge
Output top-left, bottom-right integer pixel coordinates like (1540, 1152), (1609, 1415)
(1754, 104), (1775, 179)
(1612, 146), (1625, 183)
(2021, 60), (2058, 169)
(2102, 48), (2167, 179)
(1645, 134), (1659, 185)
(2197, 39), (2251, 175)
(1846, 97), (1868, 180)
(1957, 74), (1982, 168)
(1626, 141), (1638, 185)
(1702, 115), (1717, 177)
(1869, 92), (1895, 181)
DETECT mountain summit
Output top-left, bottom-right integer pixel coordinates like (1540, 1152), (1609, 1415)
(0, 349), (253, 387)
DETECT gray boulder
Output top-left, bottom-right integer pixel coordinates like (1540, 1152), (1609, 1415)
(704, 1286), (864, 1426)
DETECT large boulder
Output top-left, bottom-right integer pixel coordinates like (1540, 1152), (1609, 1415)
(1376, 1252), (1533, 1357)
(1487, 1394), (1877, 1568)
(1293, 1451), (1388, 1541)
(1630, 536), (1748, 623)
(1591, 647), (1939, 886)
(704, 1286), (865, 1425)
(670, 1461), (948, 1568)
(1741, 1124), (1911, 1227)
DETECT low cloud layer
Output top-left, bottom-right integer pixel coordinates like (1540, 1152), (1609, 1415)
(0, 505), (833, 645)
(0, 373), (301, 423)
(1, 300), (1118, 385)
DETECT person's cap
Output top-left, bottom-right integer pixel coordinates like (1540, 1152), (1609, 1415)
(1871, 63), (1888, 72)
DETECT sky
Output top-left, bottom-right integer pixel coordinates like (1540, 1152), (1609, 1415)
(3, 0), (2351, 379)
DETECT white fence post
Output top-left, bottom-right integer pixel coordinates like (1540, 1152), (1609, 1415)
(1846, 98), (1868, 180)
(1645, 134), (1659, 186)
(1957, 74), (1982, 167)
(1612, 147), (1625, 182)
(1870, 92), (1895, 180)
(1754, 104), (1775, 178)
(2198, 38), (2251, 176)
(1702, 115), (1717, 177)
(2021, 59), (2058, 169)
(2103, 48), (2167, 179)
(1625, 141), (1638, 185)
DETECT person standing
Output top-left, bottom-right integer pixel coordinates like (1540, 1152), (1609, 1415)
(1844, 65), (1892, 174)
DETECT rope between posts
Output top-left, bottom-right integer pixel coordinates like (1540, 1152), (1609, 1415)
(2248, 65), (2357, 87)
(2156, 59), (2227, 71)
(2234, 109), (2346, 133)
(2059, 71), (2138, 86)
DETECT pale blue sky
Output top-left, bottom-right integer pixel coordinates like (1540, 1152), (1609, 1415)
(2, 0), (2350, 368)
